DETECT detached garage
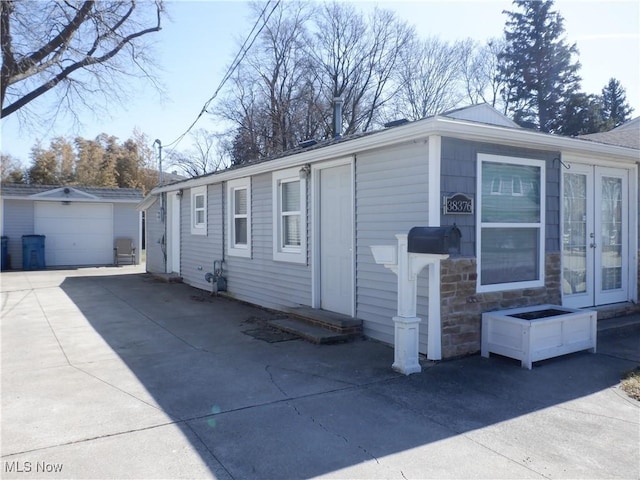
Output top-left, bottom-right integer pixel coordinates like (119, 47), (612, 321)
(1, 184), (142, 269)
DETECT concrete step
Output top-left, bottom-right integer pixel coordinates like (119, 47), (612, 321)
(283, 306), (363, 334)
(268, 318), (357, 344)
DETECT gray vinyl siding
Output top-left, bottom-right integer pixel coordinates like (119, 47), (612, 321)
(440, 138), (561, 256)
(144, 197), (165, 274)
(2, 200), (34, 269)
(355, 142), (431, 354)
(180, 184), (223, 291)
(223, 172), (312, 309)
(113, 204), (141, 263)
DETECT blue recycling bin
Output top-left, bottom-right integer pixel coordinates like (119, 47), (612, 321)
(1, 236), (7, 271)
(22, 235), (46, 270)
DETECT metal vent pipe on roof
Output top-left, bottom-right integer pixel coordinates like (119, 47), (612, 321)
(333, 97), (343, 139)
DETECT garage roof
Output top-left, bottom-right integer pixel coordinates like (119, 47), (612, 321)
(1, 184), (143, 202)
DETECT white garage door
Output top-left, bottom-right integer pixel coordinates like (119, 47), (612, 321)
(35, 202), (113, 266)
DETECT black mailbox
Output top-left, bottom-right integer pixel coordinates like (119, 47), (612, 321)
(407, 225), (461, 255)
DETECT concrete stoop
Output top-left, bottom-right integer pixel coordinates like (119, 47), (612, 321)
(268, 306), (363, 344)
(597, 313), (640, 334)
(592, 301), (640, 320)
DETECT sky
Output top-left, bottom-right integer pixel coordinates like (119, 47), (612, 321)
(1, 0), (639, 167)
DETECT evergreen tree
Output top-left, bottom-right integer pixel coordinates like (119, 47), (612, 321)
(499, 0), (581, 133)
(558, 93), (605, 136)
(28, 143), (59, 184)
(50, 137), (76, 184)
(74, 137), (104, 186)
(601, 78), (633, 129)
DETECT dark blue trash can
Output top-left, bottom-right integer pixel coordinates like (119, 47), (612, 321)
(1, 236), (8, 271)
(22, 235), (46, 270)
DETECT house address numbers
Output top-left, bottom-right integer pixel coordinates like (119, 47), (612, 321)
(443, 193), (474, 215)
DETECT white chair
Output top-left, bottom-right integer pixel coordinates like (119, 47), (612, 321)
(114, 238), (136, 266)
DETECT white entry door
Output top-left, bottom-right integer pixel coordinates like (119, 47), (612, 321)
(166, 192), (181, 274)
(318, 163), (353, 316)
(562, 165), (629, 307)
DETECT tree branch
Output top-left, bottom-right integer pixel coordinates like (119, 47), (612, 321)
(1, 1), (162, 118)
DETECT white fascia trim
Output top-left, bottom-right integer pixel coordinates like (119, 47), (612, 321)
(137, 194), (158, 211)
(29, 187), (100, 199)
(152, 116), (639, 195)
(427, 135), (441, 227)
(3, 195), (140, 205)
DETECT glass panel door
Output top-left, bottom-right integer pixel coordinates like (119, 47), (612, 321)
(563, 165), (629, 308)
(562, 166), (593, 307)
(595, 167), (628, 305)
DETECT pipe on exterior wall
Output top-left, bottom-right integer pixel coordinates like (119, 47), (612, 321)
(333, 97), (343, 139)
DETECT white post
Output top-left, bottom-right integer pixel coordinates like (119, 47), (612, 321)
(371, 237), (448, 375)
(392, 234), (422, 375)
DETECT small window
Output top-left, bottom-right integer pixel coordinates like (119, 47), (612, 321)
(227, 177), (251, 257)
(191, 186), (207, 235)
(273, 169), (306, 263)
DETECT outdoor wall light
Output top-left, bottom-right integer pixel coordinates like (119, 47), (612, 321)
(177, 189), (183, 198)
(299, 164), (311, 179)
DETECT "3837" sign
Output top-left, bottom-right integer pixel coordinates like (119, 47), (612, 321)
(443, 193), (473, 215)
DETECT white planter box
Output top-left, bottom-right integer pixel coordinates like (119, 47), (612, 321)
(481, 304), (597, 369)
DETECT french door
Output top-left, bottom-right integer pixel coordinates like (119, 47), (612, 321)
(562, 165), (629, 308)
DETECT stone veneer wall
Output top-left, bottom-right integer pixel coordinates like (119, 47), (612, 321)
(440, 253), (562, 359)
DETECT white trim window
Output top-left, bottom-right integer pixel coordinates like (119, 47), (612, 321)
(273, 168), (306, 263)
(477, 154), (546, 292)
(191, 186), (207, 235)
(227, 177), (251, 257)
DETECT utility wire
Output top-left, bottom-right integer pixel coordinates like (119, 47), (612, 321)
(162, 0), (281, 156)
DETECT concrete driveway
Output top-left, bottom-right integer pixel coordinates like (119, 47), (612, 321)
(1, 267), (639, 479)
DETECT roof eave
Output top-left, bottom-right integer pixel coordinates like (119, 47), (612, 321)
(151, 117), (640, 194)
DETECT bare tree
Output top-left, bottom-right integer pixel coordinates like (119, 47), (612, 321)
(216, 1), (315, 163)
(1, 153), (25, 183)
(311, 3), (414, 134)
(169, 129), (229, 177)
(460, 38), (508, 112)
(1, 0), (164, 122)
(391, 36), (465, 121)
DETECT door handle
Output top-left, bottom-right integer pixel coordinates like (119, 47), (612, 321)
(590, 243), (597, 249)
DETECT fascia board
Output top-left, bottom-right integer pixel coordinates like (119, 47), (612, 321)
(1, 195), (140, 204)
(29, 187), (100, 199)
(151, 118), (442, 194)
(152, 116), (639, 194)
(431, 117), (640, 163)
(137, 194), (158, 211)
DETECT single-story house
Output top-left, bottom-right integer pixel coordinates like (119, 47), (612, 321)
(1, 184), (143, 268)
(138, 104), (640, 359)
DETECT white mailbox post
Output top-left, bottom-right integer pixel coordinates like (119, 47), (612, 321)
(371, 234), (449, 375)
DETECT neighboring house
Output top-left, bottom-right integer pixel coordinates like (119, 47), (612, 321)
(138, 104), (640, 359)
(1, 184), (143, 268)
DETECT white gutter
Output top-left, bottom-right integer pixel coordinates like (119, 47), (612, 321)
(151, 116), (640, 195)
